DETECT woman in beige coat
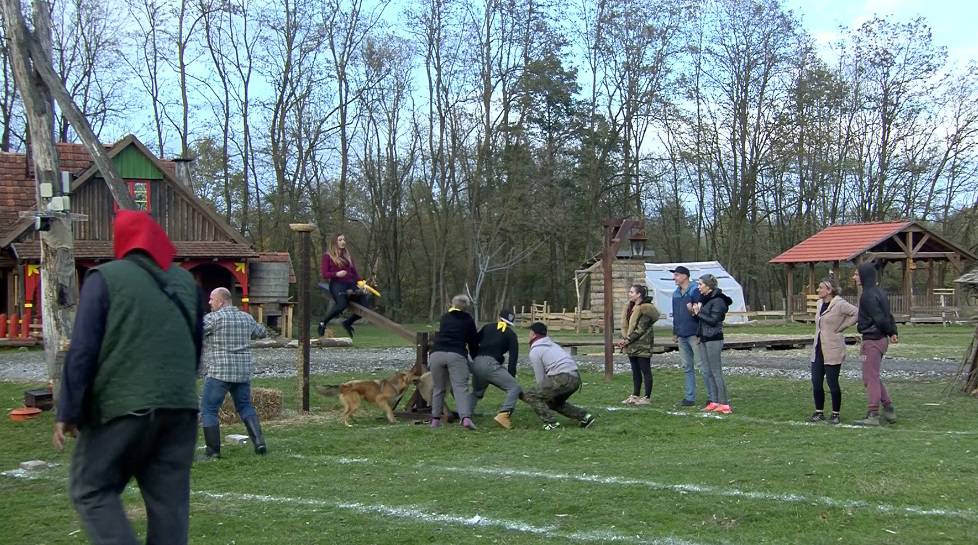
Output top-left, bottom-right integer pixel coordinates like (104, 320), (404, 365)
(809, 278), (858, 425)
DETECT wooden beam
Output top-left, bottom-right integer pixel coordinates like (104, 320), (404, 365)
(912, 233), (931, 253)
(865, 251), (957, 259)
(602, 219), (637, 380)
(808, 262), (816, 294)
(349, 302), (416, 344)
(905, 231), (913, 316)
(289, 224), (312, 413)
(891, 233), (910, 253)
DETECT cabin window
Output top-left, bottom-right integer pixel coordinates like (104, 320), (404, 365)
(113, 181), (152, 212)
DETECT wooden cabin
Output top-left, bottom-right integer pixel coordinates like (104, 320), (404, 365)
(0, 135), (258, 335)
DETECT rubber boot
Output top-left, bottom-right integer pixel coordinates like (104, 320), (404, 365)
(203, 426), (221, 459)
(243, 415), (267, 455)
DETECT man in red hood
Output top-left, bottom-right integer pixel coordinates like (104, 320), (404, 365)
(53, 210), (205, 545)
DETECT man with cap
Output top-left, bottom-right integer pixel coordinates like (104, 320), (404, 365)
(670, 265), (702, 406)
(53, 210), (205, 545)
(524, 322), (595, 430)
(470, 308), (523, 428)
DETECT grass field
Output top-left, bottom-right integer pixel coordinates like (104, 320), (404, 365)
(3, 347), (977, 544)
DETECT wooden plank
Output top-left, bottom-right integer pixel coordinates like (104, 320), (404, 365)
(349, 302), (416, 344)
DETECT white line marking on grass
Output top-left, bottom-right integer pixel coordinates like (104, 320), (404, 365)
(440, 466), (978, 522)
(285, 454), (978, 522)
(195, 490), (702, 545)
(601, 406), (978, 436)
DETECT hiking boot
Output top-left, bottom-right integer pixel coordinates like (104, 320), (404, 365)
(317, 321), (326, 337)
(430, 417), (441, 429)
(881, 404), (896, 424)
(632, 397), (651, 406)
(580, 414), (596, 428)
(701, 402), (719, 412)
(714, 404), (732, 414)
(461, 417), (476, 430)
(543, 422), (561, 431)
(493, 411), (512, 429)
(807, 412), (826, 423)
(679, 399), (696, 407)
(853, 411), (881, 426)
(829, 413), (841, 425)
(622, 395), (638, 405)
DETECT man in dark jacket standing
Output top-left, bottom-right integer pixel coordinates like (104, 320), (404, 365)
(670, 266), (701, 406)
(852, 262), (899, 426)
(52, 211), (204, 545)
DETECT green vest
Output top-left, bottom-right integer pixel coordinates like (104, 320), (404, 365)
(90, 253), (199, 424)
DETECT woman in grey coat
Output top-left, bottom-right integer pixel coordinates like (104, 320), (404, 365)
(809, 278), (858, 425)
(689, 274), (733, 414)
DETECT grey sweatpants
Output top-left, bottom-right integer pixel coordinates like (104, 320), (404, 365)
(429, 351), (473, 419)
(698, 339), (729, 404)
(470, 355), (522, 414)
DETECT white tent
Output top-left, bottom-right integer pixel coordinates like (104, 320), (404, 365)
(644, 261), (748, 327)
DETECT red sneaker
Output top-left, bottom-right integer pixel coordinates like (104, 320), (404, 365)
(701, 402), (719, 412)
(715, 404), (732, 414)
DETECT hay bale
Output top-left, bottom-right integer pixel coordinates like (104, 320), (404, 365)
(218, 387), (283, 425)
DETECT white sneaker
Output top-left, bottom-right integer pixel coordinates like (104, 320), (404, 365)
(621, 395), (638, 405)
(632, 397), (651, 406)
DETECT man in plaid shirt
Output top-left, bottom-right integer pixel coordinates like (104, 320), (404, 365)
(200, 287), (269, 459)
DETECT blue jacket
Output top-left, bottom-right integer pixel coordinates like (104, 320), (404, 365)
(672, 284), (701, 337)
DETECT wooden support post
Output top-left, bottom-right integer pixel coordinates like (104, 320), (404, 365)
(290, 223), (316, 413)
(808, 262), (816, 294)
(285, 303), (294, 339)
(602, 219), (636, 380)
(785, 264), (794, 322)
(905, 231), (913, 318)
(832, 261), (840, 284)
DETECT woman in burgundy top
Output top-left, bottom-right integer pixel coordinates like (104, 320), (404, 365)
(319, 234), (372, 337)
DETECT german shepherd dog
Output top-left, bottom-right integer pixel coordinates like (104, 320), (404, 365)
(316, 369), (420, 426)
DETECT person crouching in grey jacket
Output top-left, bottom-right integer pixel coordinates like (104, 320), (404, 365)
(523, 322), (595, 431)
(689, 274), (733, 414)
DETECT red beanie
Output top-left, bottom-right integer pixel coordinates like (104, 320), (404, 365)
(112, 210), (176, 270)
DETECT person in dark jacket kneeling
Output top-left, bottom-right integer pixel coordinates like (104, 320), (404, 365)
(689, 274), (734, 414)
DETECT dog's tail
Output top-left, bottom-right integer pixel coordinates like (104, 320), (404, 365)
(315, 384), (341, 397)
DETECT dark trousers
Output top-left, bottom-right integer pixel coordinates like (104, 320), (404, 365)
(524, 372), (588, 424)
(70, 409), (197, 545)
(628, 356), (652, 397)
(811, 359), (842, 413)
(322, 281), (373, 326)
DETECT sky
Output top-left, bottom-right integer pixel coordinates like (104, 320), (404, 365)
(784, 0), (977, 66)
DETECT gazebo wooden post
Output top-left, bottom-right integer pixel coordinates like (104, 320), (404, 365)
(785, 264), (794, 322)
(832, 261), (840, 283)
(808, 262), (816, 294)
(905, 231), (913, 319)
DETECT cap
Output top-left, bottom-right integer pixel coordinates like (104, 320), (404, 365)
(669, 265), (691, 276)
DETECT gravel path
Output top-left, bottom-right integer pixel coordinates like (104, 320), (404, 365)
(0, 344), (964, 383)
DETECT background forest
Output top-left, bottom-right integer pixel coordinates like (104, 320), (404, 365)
(2, 0), (976, 321)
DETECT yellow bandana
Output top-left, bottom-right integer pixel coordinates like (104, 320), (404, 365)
(448, 306), (461, 312)
(496, 320), (508, 332)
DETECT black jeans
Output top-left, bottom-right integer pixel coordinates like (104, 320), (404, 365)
(628, 356), (652, 397)
(70, 409), (197, 545)
(321, 281), (374, 326)
(811, 357), (842, 413)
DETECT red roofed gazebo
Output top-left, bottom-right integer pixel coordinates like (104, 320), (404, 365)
(770, 222), (974, 321)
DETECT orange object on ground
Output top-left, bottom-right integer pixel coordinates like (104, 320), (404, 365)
(9, 407), (42, 421)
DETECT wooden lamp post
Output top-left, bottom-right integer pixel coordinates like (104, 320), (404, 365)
(601, 218), (639, 380)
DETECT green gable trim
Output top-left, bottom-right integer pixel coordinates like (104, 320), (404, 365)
(112, 145), (163, 180)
